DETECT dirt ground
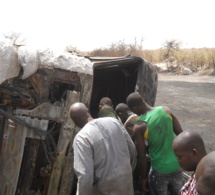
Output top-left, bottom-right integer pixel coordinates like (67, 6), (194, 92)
(155, 73), (215, 153)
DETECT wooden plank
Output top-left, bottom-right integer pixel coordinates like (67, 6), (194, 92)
(59, 74), (93, 195)
(0, 119), (28, 195)
(58, 134), (76, 195)
(16, 138), (40, 195)
(47, 91), (79, 195)
(79, 74), (93, 107)
(0, 117), (48, 195)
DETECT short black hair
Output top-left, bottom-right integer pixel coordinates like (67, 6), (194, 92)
(126, 92), (143, 108)
(115, 103), (129, 113)
(99, 97), (112, 106)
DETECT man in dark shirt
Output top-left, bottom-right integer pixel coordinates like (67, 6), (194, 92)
(97, 97), (119, 119)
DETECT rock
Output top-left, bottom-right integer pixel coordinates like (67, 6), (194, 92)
(197, 68), (215, 76)
(178, 65), (193, 75)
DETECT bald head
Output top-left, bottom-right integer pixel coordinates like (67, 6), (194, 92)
(70, 102), (92, 128)
(172, 130), (207, 172)
(195, 151), (215, 195)
(173, 131), (206, 152)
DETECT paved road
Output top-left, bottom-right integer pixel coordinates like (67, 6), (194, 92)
(155, 73), (215, 152)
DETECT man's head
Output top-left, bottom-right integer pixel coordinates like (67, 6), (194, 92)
(70, 102), (92, 128)
(115, 103), (130, 123)
(172, 130), (207, 172)
(99, 97), (113, 110)
(195, 151), (215, 195)
(126, 92), (147, 115)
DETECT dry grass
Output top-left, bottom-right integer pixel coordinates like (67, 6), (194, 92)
(89, 47), (215, 70)
(144, 48), (215, 69)
(66, 39), (215, 71)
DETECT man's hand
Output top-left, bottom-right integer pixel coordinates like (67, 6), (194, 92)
(143, 178), (149, 192)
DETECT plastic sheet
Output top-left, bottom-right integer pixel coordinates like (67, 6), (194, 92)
(0, 40), (93, 85)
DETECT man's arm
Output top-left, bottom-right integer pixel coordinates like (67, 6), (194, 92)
(133, 121), (149, 192)
(163, 106), (183, 135)
(73, 135), (94, 195)
(121, 123), (137, 171)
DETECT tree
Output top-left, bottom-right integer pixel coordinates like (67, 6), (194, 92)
(163, 39), (182, 59)
(65, 45), (77, 53)
(90, 37), (145, 57)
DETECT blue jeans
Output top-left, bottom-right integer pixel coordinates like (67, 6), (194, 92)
(148, 169), (183, 195)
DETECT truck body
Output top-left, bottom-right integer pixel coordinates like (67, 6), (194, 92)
(0, 43), (157, 195)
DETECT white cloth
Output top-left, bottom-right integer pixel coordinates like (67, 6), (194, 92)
(73, 117), (136, 195)
(124, 113), (138, 128)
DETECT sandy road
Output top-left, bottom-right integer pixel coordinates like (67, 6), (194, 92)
(155, 73), (215, 152)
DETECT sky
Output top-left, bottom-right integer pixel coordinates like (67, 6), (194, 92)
(0, 0), (214, 51)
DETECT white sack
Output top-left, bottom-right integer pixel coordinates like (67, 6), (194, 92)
(38, 49), (93, 75)
(18, 46), (38, 79)
(0, 41), (20, 84)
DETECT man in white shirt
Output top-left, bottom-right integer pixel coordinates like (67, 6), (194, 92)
(70, 102), (136, 195)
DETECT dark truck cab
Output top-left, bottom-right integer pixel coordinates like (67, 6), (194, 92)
(89, 56), (157, 117)
(0, 45), (157, 195)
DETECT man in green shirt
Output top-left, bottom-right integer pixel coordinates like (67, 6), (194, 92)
(126, 92), (183, 195)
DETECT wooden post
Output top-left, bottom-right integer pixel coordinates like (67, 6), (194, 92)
(47, 91), (79, 195)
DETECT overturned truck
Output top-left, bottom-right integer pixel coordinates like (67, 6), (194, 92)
(0, 42), (158, 195)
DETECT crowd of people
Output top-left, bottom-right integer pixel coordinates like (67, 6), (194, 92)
(69, 92), (215, 195)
